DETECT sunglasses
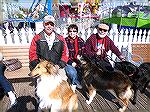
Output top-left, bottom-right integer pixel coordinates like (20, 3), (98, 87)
(44, 22), (54, 26)
(98, 28), (108, 32)
(68, 30), (77, 32)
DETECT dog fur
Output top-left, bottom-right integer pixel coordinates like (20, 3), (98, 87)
(114, 61), (150, 104)
(29, 60), (78, 112)
(78, 56), (133, 112)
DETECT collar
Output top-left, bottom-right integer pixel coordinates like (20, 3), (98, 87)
(45, 32), (55, 42)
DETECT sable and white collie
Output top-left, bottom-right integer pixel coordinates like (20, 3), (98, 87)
(78, 55), (133, 112)
(29, 60), (78, 112)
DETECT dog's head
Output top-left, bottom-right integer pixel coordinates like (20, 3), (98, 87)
(77, 55), (87, 65)
(114, 61), (138, 77)
(30, 60), (57, 78)
(137, 62), (150, 79)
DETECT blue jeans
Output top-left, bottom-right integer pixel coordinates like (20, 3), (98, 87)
(65, 64), (80, 85)
(0, 63), (13, 92)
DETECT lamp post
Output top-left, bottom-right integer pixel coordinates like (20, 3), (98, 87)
(47, 0), (52, 15)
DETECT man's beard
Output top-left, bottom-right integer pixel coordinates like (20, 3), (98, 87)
(98, 32), (107, 38)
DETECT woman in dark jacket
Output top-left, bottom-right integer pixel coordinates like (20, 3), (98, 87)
(65, 24), (85, 91)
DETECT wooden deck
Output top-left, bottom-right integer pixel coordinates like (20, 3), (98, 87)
(0, 78), (149, 112)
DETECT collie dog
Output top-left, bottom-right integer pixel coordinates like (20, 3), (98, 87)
(78, 56), (133, 112)
(29, 60), (78, 112)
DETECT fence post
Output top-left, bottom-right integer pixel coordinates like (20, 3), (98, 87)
(6, 28), (12, 44)
(142, 29), (146, 43)
(128, 29), (133, 52)
(81, 29), (86, 41)
(146, 30), (150, 43)
(87, 28), (91, 39)
(20, 28), (27, 44)
(13, 28), (20, 44)
(0, 30), (5, 45)
(137, 29), (142, 43)
(133, 29), (138, 42)
(28, 28), (34, 44)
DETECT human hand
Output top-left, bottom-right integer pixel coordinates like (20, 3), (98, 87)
(77, 55), (81, 60)
(119, 55), (126, 61)
(96, 50), (101, 55)
(72, 62), (77, 67)
(55, 65), (60, 71)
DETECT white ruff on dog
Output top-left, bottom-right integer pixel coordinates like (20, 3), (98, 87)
(36, 75), (62, 109)
(30, 60), (78, 111)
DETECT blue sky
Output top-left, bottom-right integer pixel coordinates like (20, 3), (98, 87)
(11, 0), (149, 9)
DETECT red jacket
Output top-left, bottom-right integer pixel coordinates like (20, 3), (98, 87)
(29, 31), (69, 70)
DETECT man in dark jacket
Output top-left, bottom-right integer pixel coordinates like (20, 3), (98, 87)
(84, 23), (125, 71)
(29, 15), (81, 92)
(29, 15), (68, 70)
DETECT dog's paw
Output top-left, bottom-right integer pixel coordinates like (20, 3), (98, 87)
(71, 85), (76, 93)
(86, 100), (91, 105)
(39, 102), (46, 109)
(118, 106), (126, 112)
(118, 108), (124, 112)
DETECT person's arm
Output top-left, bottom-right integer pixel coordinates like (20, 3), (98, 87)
(57, 36), (69, 68)
(109, 39), (125, 61)
(29, 35), (40, 70)
(79, 37), (86, 56)
(84, 35), (96, 57)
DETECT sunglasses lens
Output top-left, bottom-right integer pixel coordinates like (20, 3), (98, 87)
(69, 30), (77, 32)
(45, 22), (54, 26)
(98, 28), (107, 32)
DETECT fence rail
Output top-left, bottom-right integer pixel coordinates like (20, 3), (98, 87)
(0, 23), (149, 64)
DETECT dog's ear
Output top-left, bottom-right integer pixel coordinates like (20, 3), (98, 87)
(39, 58), (44, 62)
(46, 62), (53, 74)
(46, 62), (57, 74)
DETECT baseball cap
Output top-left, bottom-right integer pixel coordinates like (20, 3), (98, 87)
(98, 23), (109, 31)
(43, 15), (55, 24)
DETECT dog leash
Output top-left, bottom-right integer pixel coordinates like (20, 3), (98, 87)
(105, 55), (116, 63)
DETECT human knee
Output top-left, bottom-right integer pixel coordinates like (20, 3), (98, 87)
(65, 65), (77, 76)
(0, 63), (6, 72)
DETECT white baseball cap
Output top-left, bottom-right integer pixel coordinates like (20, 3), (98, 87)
(43, 15), (55, 24)
(98, 23), (109, 31)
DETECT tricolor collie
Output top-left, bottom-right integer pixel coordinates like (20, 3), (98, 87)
(78, 55), (133, 112)
(29, 60), (78, 112)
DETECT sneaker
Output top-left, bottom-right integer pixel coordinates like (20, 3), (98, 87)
(71, 84), (77, 93)
(8, 91), (17, 107)
(76, 83), (82, 89)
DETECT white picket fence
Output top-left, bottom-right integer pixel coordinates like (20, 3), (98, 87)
(0, 23), (149, 65)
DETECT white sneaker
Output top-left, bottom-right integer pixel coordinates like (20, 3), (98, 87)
(8, 91), (17, 106)
(76, 84), (82, 89)
(71, 84), (76, 93)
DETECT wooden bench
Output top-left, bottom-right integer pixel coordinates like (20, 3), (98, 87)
(0, 46), (30, 81)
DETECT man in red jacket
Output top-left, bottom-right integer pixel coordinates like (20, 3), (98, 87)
(29, 15), (82, 92)
(84, 23), (125, 71)
(29, 15), (68, 70)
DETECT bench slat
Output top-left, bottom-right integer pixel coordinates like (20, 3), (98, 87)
(0, 46), (30, 79)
